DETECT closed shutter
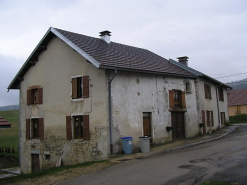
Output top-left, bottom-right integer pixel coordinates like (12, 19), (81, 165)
(26, 119), (30, 140)
(27, 90), (31, 105)
(211, 111), (214, 127)
(182, 91), (186, 108)
(83, 75), (89, 98)
(39, 118), (44, 140)
(209, 85), (212, 100)
(72, 78), (77, 99)
(204, 83), (207, 99)
(83, 115), (90, 140)
(38, 88), (43, 104)
(202, 110), (205, 124)
(169, 90), (174, 108)
(206, 110), (210, 127)
(66, 116), (72, 140)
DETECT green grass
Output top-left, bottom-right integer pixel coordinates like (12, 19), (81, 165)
(201, 181), (238, 185)
(0, 160), (107, 184)
(0, 110), (19, 156)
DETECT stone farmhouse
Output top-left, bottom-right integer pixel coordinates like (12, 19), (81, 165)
(8, 27), (230, 173)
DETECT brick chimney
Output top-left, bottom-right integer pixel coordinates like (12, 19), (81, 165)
(177, 56), (189, 66)
(99, 30), (111, 44)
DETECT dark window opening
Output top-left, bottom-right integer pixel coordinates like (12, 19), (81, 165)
(186, 82), (191, 92)
(45, 154), (50, 161)
(219, 88), (224, 102)
(72, 76), (89, 99)
(174, 90), (182, 107)
(32, 119), (39, 139)
(77, 77), (82, 98)
(74, 116), (84, 139)
(32, 89), (38, 104)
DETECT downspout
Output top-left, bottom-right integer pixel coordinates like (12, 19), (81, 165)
(216, 87), (221, 129)
(109, 69), (117, 155)
(19, 86), (21, 166)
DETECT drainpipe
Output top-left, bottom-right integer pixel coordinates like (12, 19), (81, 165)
(216, 87), (221, 129)
(109, 69), (117, 155)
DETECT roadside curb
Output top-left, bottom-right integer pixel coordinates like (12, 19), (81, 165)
(134, 126), (238, 159)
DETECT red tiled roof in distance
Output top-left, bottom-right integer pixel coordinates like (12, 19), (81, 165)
(0, 116), (11, 126)
(228, 89), (247, 106)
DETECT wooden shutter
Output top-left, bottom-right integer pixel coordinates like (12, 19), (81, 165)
(72, 78), (77, 99)
(83, 75), (89, 98)
(206, 110), (210, 127)
(204, 83), (207, 99)
(202, 110), (205, 124)
(38, 88), (43, 104)
(27, 90), (31, 105)
(209, 85), (212, 100)
(211, 111), (214, 127)
(169, 90), (174, 108)
(26, 119), (30, 140)
(83, 115), (90, 140)
(182, 91), (186, 108)
(66, 116), (72, 140)
(39, 118), (44, 140)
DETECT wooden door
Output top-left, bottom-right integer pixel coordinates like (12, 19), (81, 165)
(32, 154), (40, 173)
(143, 115), (151, 137)
(171, 112), (185, 140)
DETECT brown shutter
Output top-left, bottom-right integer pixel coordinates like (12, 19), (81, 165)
(83, 75), (89, 98)
(202, 110), (205, 124)
(66, 116), (72, 140)
(182, 91), (186, 108)
(222, 89), (224, 102)
(211, 111), (214, 127)
(169, 90), (174, 108)
(206, 110), (210, 127)
(204, 83), (207, 99)
(72, 78), (77, 99)
(26, 119), (30, 140)
(27, 90), (31, 105)
(218, 88), (221, 101)
(38, 88), (43, 104)
(83, 115), (90, 140)
(39, 118), (44, 140)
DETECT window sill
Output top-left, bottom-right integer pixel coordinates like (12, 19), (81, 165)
(71, 98), (84, 102)
(169, 108), (187, 112)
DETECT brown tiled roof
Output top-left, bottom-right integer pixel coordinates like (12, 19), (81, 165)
(0, 117), (11, 126)
(55, 28), (194, 76)
(228, 89), (247, 106)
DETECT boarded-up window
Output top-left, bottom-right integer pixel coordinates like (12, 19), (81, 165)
(204, 83), (211, 100)
(27, 86), (43, 105)
(72, 76), (89, 99)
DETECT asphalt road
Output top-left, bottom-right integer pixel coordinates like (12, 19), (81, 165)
(58, 125), (247, 185)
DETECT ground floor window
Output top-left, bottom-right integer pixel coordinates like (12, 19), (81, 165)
(74, 116), (84, 139)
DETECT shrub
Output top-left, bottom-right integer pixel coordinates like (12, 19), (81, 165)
(229, 114), (247, 123)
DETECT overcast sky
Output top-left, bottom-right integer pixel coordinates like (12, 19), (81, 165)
(0, 0), (247, 106)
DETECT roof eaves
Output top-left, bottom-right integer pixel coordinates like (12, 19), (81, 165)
(8, 28), (53, 90)
(100, 65), (197, 79)
(51, 28), (100, 68)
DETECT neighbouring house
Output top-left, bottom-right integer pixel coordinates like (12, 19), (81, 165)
(228, 89), (247, 116)
(0, 116), (11, 129)
(169, 58), (231, 134)
(8, 27), (229, 174)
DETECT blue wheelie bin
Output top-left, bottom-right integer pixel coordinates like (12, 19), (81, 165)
(121, 137), (133, 154)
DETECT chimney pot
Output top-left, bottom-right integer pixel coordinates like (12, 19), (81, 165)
(99, 30), (111, 44)
(177, 56), (189, 66)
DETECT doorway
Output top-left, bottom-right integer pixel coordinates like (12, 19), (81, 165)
(32, 154), (40, 173)
(171, 112), (185, 140)
(143, 112), (151, 138)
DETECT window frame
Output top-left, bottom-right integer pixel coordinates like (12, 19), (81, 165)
(31, 118), (39, 139)
(27, 86), (43, 105)
(218, 88), (224, 102)
(204, 83), (212, 100)
(70, 75), (89, 101)
(173, 90), (182, 107)
(73, 115), (84, 139)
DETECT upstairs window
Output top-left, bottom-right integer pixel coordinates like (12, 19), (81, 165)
(236, 106), (241, 114)
(204, 83), (211, 100)
(218, 88), (224, 102)
(169, 90), (186, 108)
(71, 76), (89, 99)
(27, 86), (43, 105)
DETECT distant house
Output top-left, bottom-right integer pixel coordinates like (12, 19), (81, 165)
(8, 27), (230, 174)
(228, 89), (247, 116)
(0, 116), (11, 129)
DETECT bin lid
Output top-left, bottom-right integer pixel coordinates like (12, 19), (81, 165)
(121, 137), (132, 140)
